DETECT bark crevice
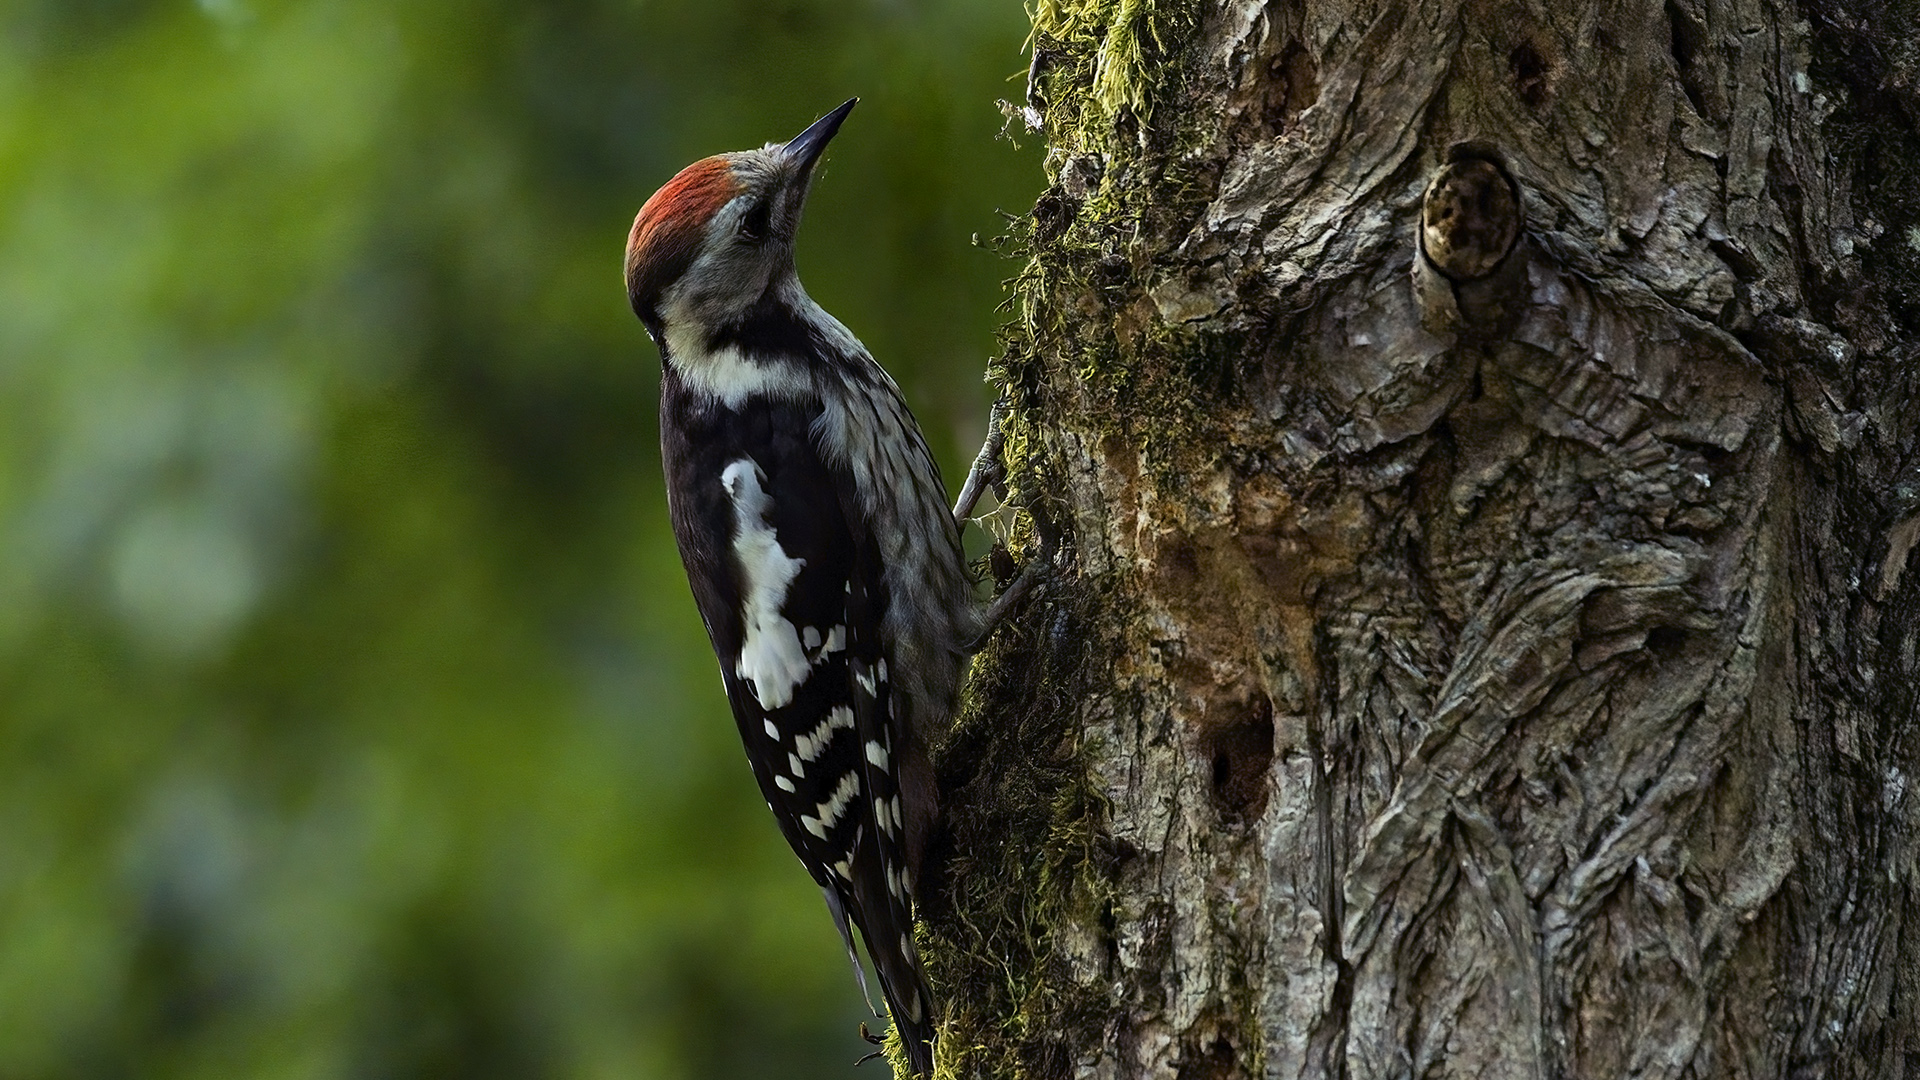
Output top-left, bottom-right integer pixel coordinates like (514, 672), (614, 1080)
(928, 0), (1920, 1077)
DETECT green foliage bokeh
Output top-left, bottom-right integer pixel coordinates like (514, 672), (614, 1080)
(0, 0), (1039, 1076)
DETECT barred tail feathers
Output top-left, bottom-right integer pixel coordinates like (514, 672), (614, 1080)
(841, 873), (935, 1076)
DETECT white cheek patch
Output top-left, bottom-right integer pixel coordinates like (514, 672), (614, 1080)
(722, 460), (810, 710)
(661, 323), (809, 410)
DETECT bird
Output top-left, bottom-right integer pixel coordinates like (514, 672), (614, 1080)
(624, 98), (975, 1076)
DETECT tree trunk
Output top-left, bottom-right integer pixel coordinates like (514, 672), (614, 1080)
(925, 0), (1920, 1077)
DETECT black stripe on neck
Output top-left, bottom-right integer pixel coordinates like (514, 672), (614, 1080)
(707, 290), (821, 358)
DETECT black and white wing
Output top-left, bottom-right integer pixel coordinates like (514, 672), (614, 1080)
(660, 378), (934, 1072)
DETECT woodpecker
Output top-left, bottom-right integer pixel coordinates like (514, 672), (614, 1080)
(625, 99), (972, 1076)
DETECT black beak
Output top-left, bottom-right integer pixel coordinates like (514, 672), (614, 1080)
(782, 98), (857, 175)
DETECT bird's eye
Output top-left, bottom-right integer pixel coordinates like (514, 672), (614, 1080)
(738, 203), (771, 243)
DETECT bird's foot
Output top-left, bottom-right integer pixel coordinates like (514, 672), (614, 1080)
(964, 559), (1040, 653)
(955, 394), (1060, 654)
(963, 504), (1059, 654)
(952, 396), (1009, 525)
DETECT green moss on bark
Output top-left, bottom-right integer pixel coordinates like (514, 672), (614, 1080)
(915, 1), (1236, 1075)
(921, 593), (1116, 1079)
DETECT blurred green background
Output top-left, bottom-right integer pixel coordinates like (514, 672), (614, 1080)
(0, 0), (1038, 1076)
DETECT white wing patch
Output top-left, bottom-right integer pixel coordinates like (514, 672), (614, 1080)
(808, 624), (847, 662)
(816, 772), (861, 831)
(721, 460), (810, 710)
(795, 705), (856, 763)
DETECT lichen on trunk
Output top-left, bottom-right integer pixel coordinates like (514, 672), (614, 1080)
(924, 0), (1920, 1078)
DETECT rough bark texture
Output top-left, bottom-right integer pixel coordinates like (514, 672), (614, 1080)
(922, 0), (1920, 1078)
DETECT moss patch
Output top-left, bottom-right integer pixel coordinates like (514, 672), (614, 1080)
(916, 1), (1266, 1074)
(923, 596), (1117, 1079)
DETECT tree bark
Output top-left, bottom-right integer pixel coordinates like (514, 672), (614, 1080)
(924, 0), (1920, 1077)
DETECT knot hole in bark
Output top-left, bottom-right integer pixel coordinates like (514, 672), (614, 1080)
(1508, 38), (1553, 107)
(1421, 156), (1521, 282)
(1202, 691), (1275, 826)
(1260, 39), (1319, 133)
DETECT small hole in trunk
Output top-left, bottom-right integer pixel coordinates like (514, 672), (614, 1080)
(1204, 693), (1276, 825)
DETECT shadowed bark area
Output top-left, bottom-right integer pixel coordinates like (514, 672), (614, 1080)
(922, 0), (1920, 1077)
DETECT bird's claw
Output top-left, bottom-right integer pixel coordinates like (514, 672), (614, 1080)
(955, 394), (1059, 654)
(963, 506), (1058, 654)
(952, 396), (1010, 526)
(854, 1023), (886, 1067)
